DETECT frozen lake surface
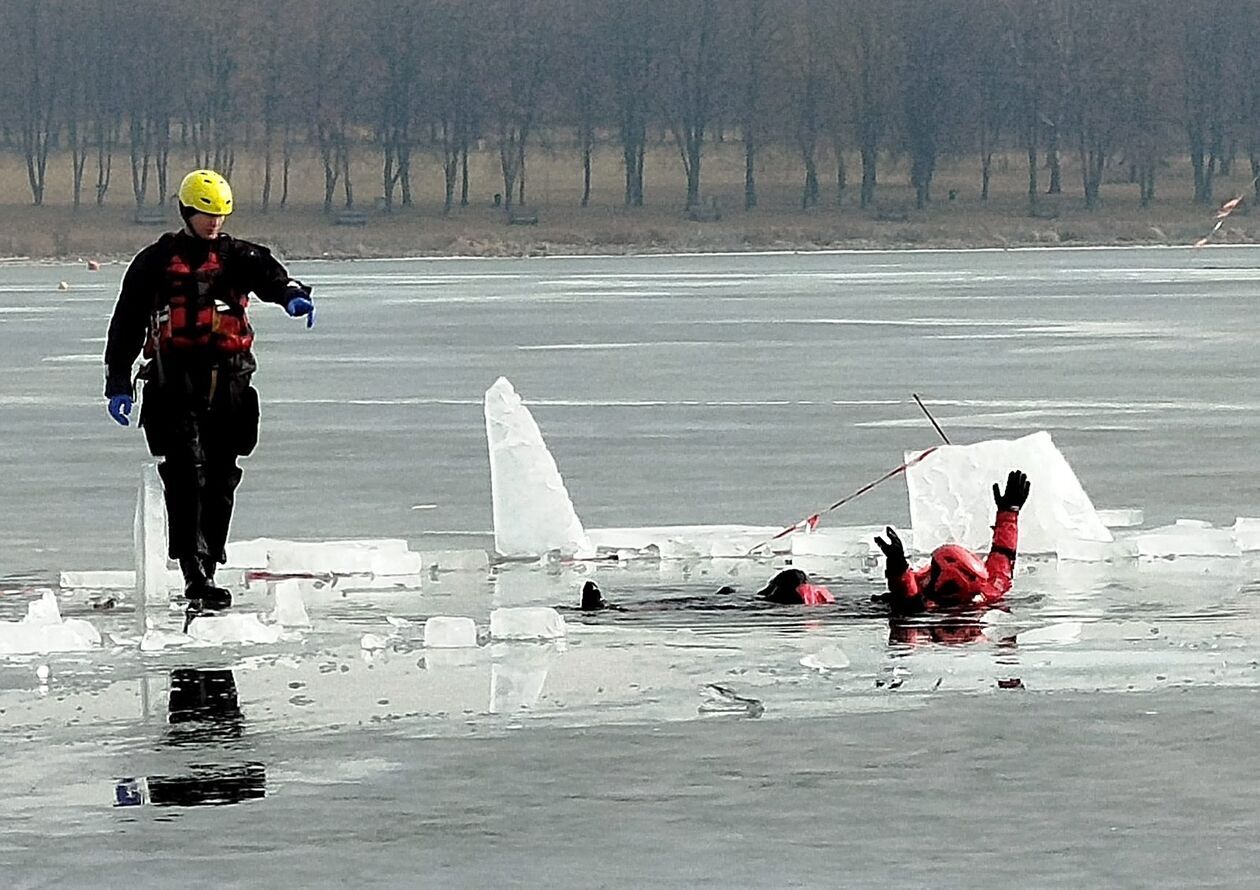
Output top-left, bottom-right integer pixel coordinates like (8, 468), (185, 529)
(2, 246), (1259, 886)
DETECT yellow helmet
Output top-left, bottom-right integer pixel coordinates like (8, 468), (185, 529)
(178, 169), (233, 216)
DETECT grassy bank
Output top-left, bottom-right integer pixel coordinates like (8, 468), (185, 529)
(0, 143), (1254, 261)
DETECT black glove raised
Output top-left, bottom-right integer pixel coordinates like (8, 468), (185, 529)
(993, 469), (1031, 513)
(874, 526), (909, 577)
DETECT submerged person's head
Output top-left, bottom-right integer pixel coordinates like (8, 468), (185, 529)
(580, 580), (606, 611)
(927, 544), (988, 603)
(757, 569), (834, 605)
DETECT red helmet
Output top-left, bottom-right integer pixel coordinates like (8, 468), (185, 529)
(928, 544), (988, 601)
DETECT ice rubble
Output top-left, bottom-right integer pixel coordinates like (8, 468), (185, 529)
(484, 377), (593, 559)
(0, 590), (100, 655)
(905, 431), (1112, 555)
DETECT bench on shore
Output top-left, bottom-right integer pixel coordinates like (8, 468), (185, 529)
(133, 207), (169, 226)
(507, 206), (539, 225)
(333, 209), (369, 227)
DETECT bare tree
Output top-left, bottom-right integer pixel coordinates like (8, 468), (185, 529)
(659, 0), (723, 209)
(6, 0), (61, 205)
(482, 0), (550, 210)
(609, 0), (654, 207)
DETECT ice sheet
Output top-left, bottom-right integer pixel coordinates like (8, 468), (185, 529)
(421, 550), (491, 573)
(905, 431), (1112, 555)
(484, 377), (593, 559)
(0, 591), (100, 654)
(60, 570), (135, 590)
(255, 539), (422, 576)
(1135, 519), (1242, 559)
(1097, 509), (1144, 529)
(790, 526), (887, 558)
(586, 525), (788, 558)
(134, 462), (172, 603)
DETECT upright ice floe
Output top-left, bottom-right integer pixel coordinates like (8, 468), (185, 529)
(905, 431), (1112, 555)
(484, 377), (593, 559)
(134, 462), (171, 603)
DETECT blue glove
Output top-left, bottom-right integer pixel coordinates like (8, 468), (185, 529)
(108, 395), (133, 427)
(286, 295), (315, 328)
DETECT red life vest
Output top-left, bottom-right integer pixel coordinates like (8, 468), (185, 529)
(145, 245), (253, 356)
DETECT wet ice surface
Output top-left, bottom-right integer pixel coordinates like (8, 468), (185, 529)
(4, 246), (1260, 885)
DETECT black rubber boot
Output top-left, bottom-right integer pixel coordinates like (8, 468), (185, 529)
(180, 556), (232, 611)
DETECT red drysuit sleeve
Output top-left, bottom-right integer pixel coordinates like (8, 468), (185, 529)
(980, 509), (1020, 603)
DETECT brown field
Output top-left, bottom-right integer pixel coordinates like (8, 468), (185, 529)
(0, 140), (1254, 261)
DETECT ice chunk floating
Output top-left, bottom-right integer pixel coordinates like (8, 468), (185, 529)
(0, 591), (100, 655)
(485, 377), (593, 559)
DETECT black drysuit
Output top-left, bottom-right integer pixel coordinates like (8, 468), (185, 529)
(104, 230), (307, 583)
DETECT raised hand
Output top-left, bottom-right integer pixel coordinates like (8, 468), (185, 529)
(874, 526), (908, 576)
(993, 469), (1031, 512)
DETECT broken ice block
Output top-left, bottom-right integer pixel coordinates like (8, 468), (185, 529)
(489, 606), (566, 641)
(484, 377), (593, 559)
(134, 462), (173, 603)
(1135, 519), (1241, 558)
(270, 580), (311, 627)
(186, 613), (283, 646)
(905, 431), (1112, 555)
(0, 591), (101, 654)
(1234, 518), (1260, 552)
(423, 616), (478, 648)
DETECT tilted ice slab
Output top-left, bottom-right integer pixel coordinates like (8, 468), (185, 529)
(0, 591), (100, 655)
(905, 431), (1112, 556)
(485, 377), (593, 559)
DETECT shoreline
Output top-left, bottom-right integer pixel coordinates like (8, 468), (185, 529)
(4, 237), (1255, 267)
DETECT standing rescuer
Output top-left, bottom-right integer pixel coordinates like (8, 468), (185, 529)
(103, 169), (315, 609)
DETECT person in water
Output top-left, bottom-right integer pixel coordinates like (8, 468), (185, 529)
(578, 570), (834, 611)
(755, 568), (834, 605)
(875, 469), (1030, 614)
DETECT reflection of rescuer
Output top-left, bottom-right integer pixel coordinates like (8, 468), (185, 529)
(103, 169), (315, 609)
(875, 470), (1031, 614)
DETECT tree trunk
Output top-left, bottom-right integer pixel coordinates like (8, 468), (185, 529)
(460, 137), (470, 206)
(581, 136), (592, 207)
(280, 122), (291, 208)
(1046, 126), (1062, 194)
(859, 143), (877, 209)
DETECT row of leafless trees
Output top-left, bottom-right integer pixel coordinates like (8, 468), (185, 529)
(2, 0), (1259, 214)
